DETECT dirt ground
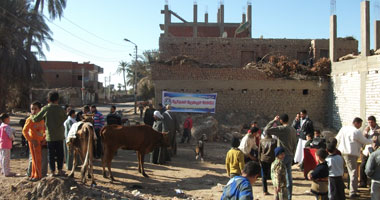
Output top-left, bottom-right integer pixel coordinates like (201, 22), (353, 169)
(0, 107), (372, 200)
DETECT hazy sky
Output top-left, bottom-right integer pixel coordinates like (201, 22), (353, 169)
(41, 0), (380, 86)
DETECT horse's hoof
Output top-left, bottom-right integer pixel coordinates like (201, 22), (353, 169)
(142, 173), (149, 178)
(88, 174), (92, 179)
(103, 174), (107, 178)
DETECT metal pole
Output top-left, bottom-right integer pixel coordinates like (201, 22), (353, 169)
(81, 67), (85, 104)
(109, 73), (111, 101)
(134, 45), (138, 114)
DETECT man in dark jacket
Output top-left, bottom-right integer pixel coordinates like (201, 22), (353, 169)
(258, 133), (277, 195)
(162, 105), (180, 157)
(294, 109), (314, 166)
(143, 104), (155, 127)
(106, 105), (122, 125)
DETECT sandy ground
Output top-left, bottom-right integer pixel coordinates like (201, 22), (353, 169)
(0, 105), (372, 200)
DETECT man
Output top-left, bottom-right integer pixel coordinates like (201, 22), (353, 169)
(162, 105), (180, 157)
(365, 137), (380, 200)
(143, 104), (155, 127)
(32, 92), (67, 177)
(158, 103), (166, 114)
(360, 116), (380, 188)
(106, 105), (121, 125)
(221, 161), (261, 200)
(294, 109), (314, 167)
(91, 105), (105, 159)
(336, 117), (372, 198)
(76, 105), (90, 122)
(138, 103), (144, 120)
(180, 113), (193, 143)
(239, 127), (259, 163)
(264, 114), (297, 200)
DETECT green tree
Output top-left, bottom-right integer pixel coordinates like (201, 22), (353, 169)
(0, 0), (52, 110)
(116, 61), (128, 92)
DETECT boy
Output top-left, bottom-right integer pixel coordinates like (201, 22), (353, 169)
(310, 130), (326, 149)
(305, 133), (313, 148)
(326, 139), (345, 200)
(271, 146), (288, 200)
(308, 148), (329, 200)
(221, 161), (261, 200)
(258, 133), (277, 195)
(32, 92), (67, 177)
(225, 137), (245, 178)
(239, 127), (259, 163)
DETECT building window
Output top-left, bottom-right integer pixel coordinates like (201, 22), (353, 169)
(78, 75), (82, 81)
(56, 74), (59, 78)
(303, 89), (309, 95)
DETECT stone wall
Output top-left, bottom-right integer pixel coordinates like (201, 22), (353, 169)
(159, 37), (358, 67)
(330, 55), (380, 130)
(152, 63), (329, 125)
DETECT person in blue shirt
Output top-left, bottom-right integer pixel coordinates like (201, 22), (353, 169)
(221, 161), (261, 200)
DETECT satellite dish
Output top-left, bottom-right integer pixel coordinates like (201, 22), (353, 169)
(222, 32), (228, 38)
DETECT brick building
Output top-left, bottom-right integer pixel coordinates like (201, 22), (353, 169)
(329, 1), (380, 130)
(152, 3), (359, 127)
(36, 61), (104, 105)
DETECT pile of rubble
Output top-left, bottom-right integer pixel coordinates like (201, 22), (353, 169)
(4, 177), (143, 200)
(244, 56), (331, 79)
(157, 55), (233, 68)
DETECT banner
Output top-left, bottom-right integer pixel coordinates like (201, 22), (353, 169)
(162, 91), (217, 113)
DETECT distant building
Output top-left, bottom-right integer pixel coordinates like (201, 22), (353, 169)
(34, 61), (104, 105)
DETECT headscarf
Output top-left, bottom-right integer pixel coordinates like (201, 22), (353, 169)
(153, 111), (163, 120)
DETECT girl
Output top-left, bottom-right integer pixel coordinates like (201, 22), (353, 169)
(0, 113), (15, 177)
(22, 102), (46, 180)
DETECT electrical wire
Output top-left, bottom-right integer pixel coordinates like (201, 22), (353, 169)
(0, 6), (131, 62)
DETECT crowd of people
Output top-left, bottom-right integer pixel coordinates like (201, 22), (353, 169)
(222, 110), (380, 200)
(1, 96), (380, 200)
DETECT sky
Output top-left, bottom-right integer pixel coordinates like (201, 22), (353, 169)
(41, 0), (380, 87)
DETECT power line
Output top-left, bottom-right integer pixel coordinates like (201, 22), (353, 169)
(44, 16), (131, 52)
(62, 16), (127, 47)
(0, 6), (130, 63)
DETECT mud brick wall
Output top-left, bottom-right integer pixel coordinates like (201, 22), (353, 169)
(159, 37), (358, 68)
(152, 63), (329, 125)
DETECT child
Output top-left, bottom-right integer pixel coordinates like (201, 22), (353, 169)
(305, 133), (313, 148)
(64, 109), (76, 171)
(225, 137), (245, 178)
(221, 161), (261, 200)
(271, 146), (288, 200)
(23, 101), (46, 180)
(311, 130), (326, 149)
(308, 148), (329, 200)
(0, 113), (15, 177)
(32, 92), (67, 177)
(258, 133), (277, 195)
(326, 139), (345, 200)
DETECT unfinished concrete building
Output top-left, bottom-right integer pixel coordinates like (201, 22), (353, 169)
(330, 0), (380, 129)
(153, 2), (359, 126)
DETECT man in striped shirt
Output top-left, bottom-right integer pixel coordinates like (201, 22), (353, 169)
(221, 161), (261, 200)
(91, 105), (105, 159)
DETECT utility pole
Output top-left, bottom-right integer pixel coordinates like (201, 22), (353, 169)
(124, 38), (138, 114)
(104, 76), (107, 102)
(108, 73), (111, 101)
(81, 67), (85, 105)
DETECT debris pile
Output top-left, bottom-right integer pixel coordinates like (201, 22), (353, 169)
(244, 56), (331, 79)
(4, 177), (143, 200)
(158, 55), (233, 68)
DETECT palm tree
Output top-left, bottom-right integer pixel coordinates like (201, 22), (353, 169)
(0, 0), (52, 110)
(116, 61), (128, 92)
